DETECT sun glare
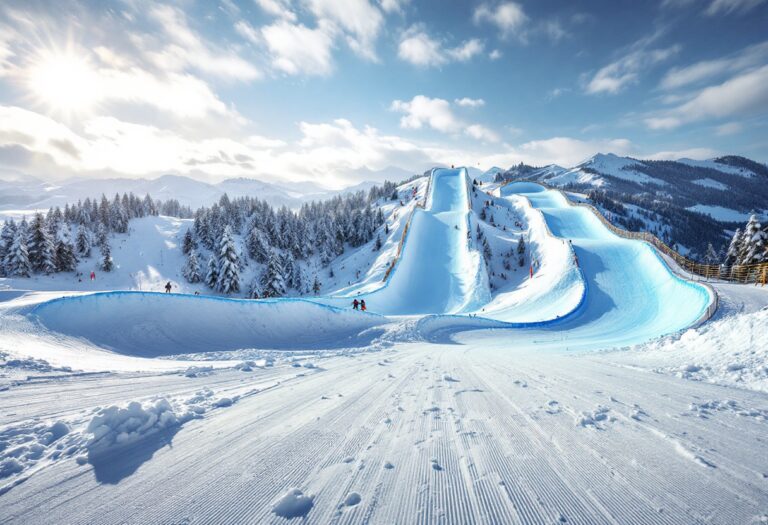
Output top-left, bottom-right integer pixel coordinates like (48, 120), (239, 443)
(27, 49), (99, 116)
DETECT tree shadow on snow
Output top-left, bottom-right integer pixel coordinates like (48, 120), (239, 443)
(87, 427), (180, 484)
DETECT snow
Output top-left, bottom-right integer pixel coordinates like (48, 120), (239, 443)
(0, 168), (766, 523)
(686, 204), (759, 223)
(691, 177), (728, 191)
(679, 157), (757, 178)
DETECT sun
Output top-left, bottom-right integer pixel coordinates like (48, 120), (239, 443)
(26, 46), (100, 116)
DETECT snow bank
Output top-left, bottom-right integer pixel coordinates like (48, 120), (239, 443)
(619, 307), (768, 392)
(32, 292), (389, 356)
(272, 488), (314, 518)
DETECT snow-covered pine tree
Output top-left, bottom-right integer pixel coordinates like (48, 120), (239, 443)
(205, 256), (218, 289)
(248, 276), (261, 299)
(100, 240), (114, 272)
(704, 243), (718, 265)
(75, 224), (91, 258)
(261, 250), (286, 298)
(312, 274), (321, 295)
(27, 213), (56, 274)
(182, 229), (196, 255)
(724, 228), (742, 266)
(216, 226), (240, 294)
(741, 215), (767, 264)
(95, 222), (108, 248)
(183, 249), (202, 283)
(482, 237), (492, 262)
(7, 228), (32, 277)
(246, 226), (270, 263)
(517, 235), (526, 255)
(55, 230), (78, 272)
(374, 234), (382, 251)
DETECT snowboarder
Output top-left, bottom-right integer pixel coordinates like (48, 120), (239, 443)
(360, 300), (367, 312)
(90, 271), (95, 281)
(352, 299), (359, 310)
(165, 281), (172, 293)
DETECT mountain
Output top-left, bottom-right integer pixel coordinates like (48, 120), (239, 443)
(0, 169), (415, 213)
(495, 153), (768, 257)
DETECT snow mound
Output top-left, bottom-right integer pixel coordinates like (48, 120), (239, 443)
(32, 292), (389, 357)
(273, 487), (314, 519)
(86, 398), (187, 456)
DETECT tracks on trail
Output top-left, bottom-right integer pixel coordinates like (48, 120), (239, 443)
(2, 343), (766, 524)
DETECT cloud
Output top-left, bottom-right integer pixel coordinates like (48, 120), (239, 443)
(261, 21), (335, 76)
(380, 0), (410, 14)
(235, 21), (261, 45)
(473, 2), (528, 39)
(585, 32), (680, 94)
(145, 5), (260, 82)
(659, 40), (768, 90)
(645, 147), (719, 160)
(397, 26), (484, 67)
(254, 0), (297, 21)
(715, 122), (743, 135)
(489, 49), (502, 60)
(646, 65), (768, 129)
(465, 124), (500, 142)
(455, 97), (485, 107)
(306, 0), (383, 61)
(705, 0), (767, 15)
(390, 95), (500, 143)
(391, 96), (461, 133)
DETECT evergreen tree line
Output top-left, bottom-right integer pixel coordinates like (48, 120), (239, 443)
(182, 183), (400, 296)
(0, 192), (190, 278)
(723, 215), (768, 266)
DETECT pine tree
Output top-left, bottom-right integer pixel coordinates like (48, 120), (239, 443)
(248, 276), (261, 299)
(741, 215), (767, 264)
(55, 231), (78, 273)
(517, 235), (526, 255)
(724, 228), (742, 266)
(374, 234), (382, 251)
(7, 228), (32, 277)
(182, 229), (196, 255)
(183, 249), (202, 283)
(205, 256), (218, 289)
(100, 241), (114, 272)
(95, 222), (108, 248)
(246, 226), (270, 263)
(27, 213), (56, 274)
(216, 226), (240, 294)
(482, 237), (492, 262)
(704, 243), (718, 265)
(261, 251), (286, 298)
(75, 224), (91, 258)
(312, 274), (321, 295)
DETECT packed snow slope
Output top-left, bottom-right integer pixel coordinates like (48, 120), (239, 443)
(465, 182), (713, 348)
(357, 168), (490, 315)
(31, 293), (387, 357)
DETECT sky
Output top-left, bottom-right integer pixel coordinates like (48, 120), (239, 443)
(0, 0), (767, 188)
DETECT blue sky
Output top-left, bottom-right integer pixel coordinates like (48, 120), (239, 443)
(0, 0), (766, 187)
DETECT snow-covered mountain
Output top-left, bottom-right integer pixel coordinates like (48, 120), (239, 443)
(494, 153), (768, 257)
(0, 170), (418, 212)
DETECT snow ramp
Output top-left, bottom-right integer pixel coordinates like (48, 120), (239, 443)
(492, 182), (713, 346)
(359, 168), (491, 315)
(32, 292), (389, 356)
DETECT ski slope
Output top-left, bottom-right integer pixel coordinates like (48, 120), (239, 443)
(454, 182), (713, 348)
(354, 168), (490, 315)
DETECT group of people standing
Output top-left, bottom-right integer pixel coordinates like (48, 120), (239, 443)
(352, 299), (367, 311)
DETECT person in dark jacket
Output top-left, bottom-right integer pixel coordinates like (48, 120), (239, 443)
(352, 299), (359, 310)
(360, 299), (367, 311)
(165, 281), (172, 293)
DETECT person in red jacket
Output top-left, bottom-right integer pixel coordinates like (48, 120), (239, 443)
(352, 299), (359, 310)
(90, 271), (95, 281)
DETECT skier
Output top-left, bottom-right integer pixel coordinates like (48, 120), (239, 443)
(529, 265), (534, 279)
(165, 281), (172, 293)
(352, 299), (359, 310)
(90, 271), (95, 281)
(360, 299), (367, 312)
